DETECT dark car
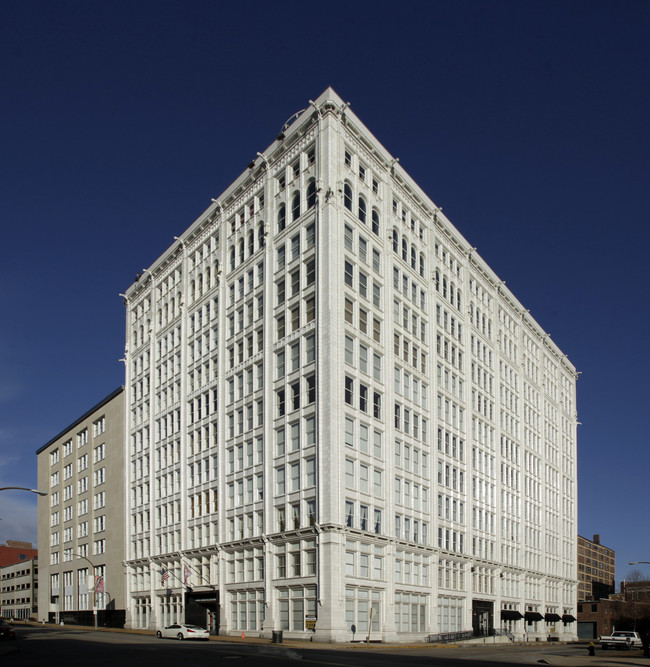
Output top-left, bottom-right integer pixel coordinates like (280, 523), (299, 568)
(0, 622), (16, 640)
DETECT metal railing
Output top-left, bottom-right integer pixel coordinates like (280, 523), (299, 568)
(427, 628), (516, 644)
(427, 630), (474, 643)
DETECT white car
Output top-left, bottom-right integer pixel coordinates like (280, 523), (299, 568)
(156, 623), (210, 641)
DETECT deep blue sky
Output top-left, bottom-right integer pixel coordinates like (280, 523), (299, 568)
(1, 1), (648, 583)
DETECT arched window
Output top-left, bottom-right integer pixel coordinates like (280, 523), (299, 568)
(456, 291), (461, 311)
(344, 183), (353, 211)
(239, 239), (245, 263)
(278, 204), (286, 232)
(419, 253), (425, 277)
(230, 247), (235, 270)
(393, 228), (399, 253)
(306, 179), (316, 209)
(442, 277), (448, 299)
(205, 267), (211, 289)
(434, 270), (440, 291)
(358, 196), (367, 224)
(410, 246), (416, 270)
(450, 283), (455, 305)
(291, 191), (301, 221)
(258, 222), (265, 248)
(372, 209), (380, 236)
(401, 239), (408, 262)
(248, 231), (255, 257)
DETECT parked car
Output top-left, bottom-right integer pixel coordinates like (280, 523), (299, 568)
(599, 630), (642, 649)
(0, 622), (16, 640)
(156, 623), (209, 641)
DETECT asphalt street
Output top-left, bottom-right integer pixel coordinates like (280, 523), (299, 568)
(1, 624), (649, 667)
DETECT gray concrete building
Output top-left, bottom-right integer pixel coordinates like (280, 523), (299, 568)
(36, 387), (126, 626)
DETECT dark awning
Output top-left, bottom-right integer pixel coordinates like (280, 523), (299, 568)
(545, 613), (562, 622)
(562, 614), (576, 623)
(501, 610), (523, 621)
(525, 612), (544, 622)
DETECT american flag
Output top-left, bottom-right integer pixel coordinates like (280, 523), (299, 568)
(161, 567), (170, 586)
(183, 564), (191, 586)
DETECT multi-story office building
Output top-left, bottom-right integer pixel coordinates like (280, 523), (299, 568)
(0, 557), (38, 620)
(577, 534), (615, 601)
(123, 88), (578, 642)
(36, 387), (126, 626)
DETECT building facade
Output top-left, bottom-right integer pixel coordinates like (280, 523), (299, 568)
(0, 557), (38, 620)
(577, 534), (615, 601)
(0, 540), (38, 567)
(36, 387), (126, 626)
(123, 88), (578, 642)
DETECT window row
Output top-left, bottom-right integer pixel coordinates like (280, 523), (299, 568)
(345, 458), (384, 497)
(275, 416), (316, 456)
(392, 266), (427, 312)
(434, 270), (462, 311)
(394, 476), (429, 512)
(343, 417), (383, 459)
(276, 374), (316, 417)
(391, 228), (425, 277)
(393, 298), (426, 342)
(394, 514), (429, 545)
(344, 223), (382, 274)
(344, 258), (382, 308)
(344, 335), (382, 381)
(394, 367), (428, 409)
(275, 333), (316, 379)
(394, 441), (429, 477)
(393, 403), (429, 443)
(344, 500), (383, 534)
(276, 180), (317, 233)
(344, 376), (382, 419)
(344, 297), (382, 343)
(393, 333), (427, 374)
(273, 458), (316, 496)
(343, 183), (381, 236)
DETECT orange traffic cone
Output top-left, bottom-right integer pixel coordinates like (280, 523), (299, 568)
(241, 631), (245, 639)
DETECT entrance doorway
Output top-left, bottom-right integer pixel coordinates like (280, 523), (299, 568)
(472, 600), (494, 637)
(185, 590), (219, 634)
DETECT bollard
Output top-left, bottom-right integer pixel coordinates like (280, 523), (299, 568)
(588, 642), (595, 656)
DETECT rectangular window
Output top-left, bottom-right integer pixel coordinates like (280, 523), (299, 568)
(305, 333), (315, 363)
(345, 224), (354, 251)
(345, 298), (354, 324)
(344, 260), (354, 287)
(305, 415), (316, 446)
(345, 417), (354, 448)
(345, 335), (354, 365)
(345, 377), (354, 405)
(306, 374), (316, 403)
(305, 296), (315, 322)
(290, 341), (300, 371)
(306, 258), (315, 286)
(373, 318), (381, 343)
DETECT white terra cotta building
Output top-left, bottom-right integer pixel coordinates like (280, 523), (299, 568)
(122, 87), (578, 643)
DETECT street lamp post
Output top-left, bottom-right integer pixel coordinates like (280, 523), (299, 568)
(0, 487), (48, 495)
(74, 554), (99, 630)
